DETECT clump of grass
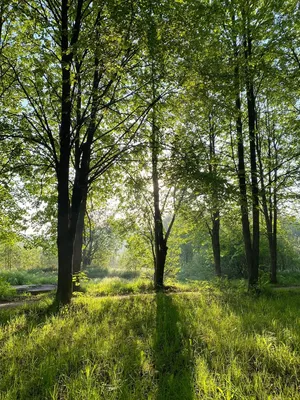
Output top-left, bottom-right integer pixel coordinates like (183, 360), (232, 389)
(85, 277), (155, 296)
(83, 266), (140, 281)
(0, 278), (16, 300)
(1, 282), (300, 399)
(276, 270), (300, 286)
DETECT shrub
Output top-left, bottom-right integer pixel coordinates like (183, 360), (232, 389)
(0, 277), (16, 300)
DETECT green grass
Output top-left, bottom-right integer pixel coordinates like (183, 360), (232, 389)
(1, 281), (300, 399)
(0, 267), (140, 287)
(276, 270), (300, 286)
(0, 268), (57, 285)
(0, 278), (16, 300)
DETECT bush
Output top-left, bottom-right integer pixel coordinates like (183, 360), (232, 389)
(0, 277), (16, 300)
(0, 269), (57, 285)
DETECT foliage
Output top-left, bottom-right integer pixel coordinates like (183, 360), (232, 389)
(0, 278), (16, 300)
(0, 268), (57, 286)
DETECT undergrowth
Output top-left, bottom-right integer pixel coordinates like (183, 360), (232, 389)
(0, 269), (57, 285)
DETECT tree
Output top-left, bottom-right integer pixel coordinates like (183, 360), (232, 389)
(8, 0), (150, 303)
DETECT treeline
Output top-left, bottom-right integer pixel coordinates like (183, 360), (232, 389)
(0, 0), (299, 303)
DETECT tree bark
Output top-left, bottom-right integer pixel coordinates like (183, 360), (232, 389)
(211, 210), (221, 277)
(270, 146), (278, 283)
(56, 0), (73, 305)
(56, 0), (84, 304)
(234, 48), (253, 278)
(244, 34), (259, 288)
(257, 125), (278, 284)
(152, 109), (167, 289)
(72, 193), (87, 290)
(208, 114), (221, 276)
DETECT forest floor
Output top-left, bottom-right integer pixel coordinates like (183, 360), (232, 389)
(1, 279), (300, 399)
(0, 280), (299, 310)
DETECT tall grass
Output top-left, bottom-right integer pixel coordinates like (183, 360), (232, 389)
(1, 283), (300, 399)
(0, 268), (57, 285)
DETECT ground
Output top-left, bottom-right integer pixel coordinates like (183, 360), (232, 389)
(1, 279), (300, 399)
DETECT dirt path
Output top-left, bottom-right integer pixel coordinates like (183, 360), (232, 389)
(272, 285), (300, 290)
(0, 298), (41, 310)
(13, 284), (57, 294)
(1, 285), (300, 311)
(0, 285), (57, 310)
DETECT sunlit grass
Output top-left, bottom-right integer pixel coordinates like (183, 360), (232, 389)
(1, 281), (300, 399)
(0, 268), (57, 286)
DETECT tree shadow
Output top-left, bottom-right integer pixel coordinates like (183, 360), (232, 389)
(154, 293), (194, 400)
(0, 296), (57, 327)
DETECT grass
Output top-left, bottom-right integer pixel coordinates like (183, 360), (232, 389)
(0, 268), (57, 286)
(275, 270), (300, 286)
(0, 278), (16, 300)
(0, 267), (140, 287)
(83, 276), (201, 296)
(1, 281), (300, 399)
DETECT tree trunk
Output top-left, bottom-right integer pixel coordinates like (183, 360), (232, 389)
(270, 195), (277, 283)
(152, 114), (167, 289)
(56, 153), (73, 305)
(270, 152), (278, 283)
(257, 124), (278, 284)
(234, 53), (253, 277)
(245, 34), (259, 288)
(56, 0), (73, 305)
(56, 0), (84, 304)
(208, 114), (221, 277)
(72, 193), (87, 290)
(211, 210), (221, 277)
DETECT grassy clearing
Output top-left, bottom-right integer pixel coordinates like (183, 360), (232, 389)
(1, 282), (300, 399)
(83, 277), (202, 296)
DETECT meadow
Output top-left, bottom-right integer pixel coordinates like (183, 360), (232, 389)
(1, 279), (300, 399)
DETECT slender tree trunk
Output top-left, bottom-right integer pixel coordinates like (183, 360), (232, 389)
(211, 210), (221, 277)
(270, 149), (278, 283)
(208, 114), (221, 276)
(270, 189), (277, 283)
(245, 34), (259, 288)
(82, 212), (93, 268)
(257, 125), (278, 284)
(152, 112), (167, 289)
(72, 193), (87, 291)
(234, 57), (252, 277)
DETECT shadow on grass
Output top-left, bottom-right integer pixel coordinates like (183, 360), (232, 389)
(154, 293), (194, 400)
(0, 296), (57, 328)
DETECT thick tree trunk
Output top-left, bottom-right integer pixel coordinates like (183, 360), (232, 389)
(56, 0), (84, 304)
(56, 0), (73, 305)
(56, 153), (73, 305)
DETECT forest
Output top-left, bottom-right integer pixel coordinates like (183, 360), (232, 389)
(0, 0), (300, 399)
